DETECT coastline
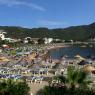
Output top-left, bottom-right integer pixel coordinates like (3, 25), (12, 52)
(42, 44), (70, 61)
(46, 44), (70, 51)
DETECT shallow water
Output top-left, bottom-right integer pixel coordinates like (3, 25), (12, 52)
(49, 45), (95, 59)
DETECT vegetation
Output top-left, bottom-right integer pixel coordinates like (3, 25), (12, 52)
(0, 22), (95, 41)
(37, 66), (94, 95)
(0, 79), (30, 95)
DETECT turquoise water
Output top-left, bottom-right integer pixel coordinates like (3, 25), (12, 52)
(49, 45), (95, 59)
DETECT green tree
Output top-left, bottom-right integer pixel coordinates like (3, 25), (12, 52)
(0, 79), (30, 95)
(0, 80), (8, 95)
(38, 38), (45, 44)
(37, 66), (93, 95)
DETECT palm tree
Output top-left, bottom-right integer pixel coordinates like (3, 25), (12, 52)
(52, 66), (90, 89)
(38, 66), (94, 95)
(67, 66), (90, 89)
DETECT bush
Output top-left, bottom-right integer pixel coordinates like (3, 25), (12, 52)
(0, 79), (30, 95)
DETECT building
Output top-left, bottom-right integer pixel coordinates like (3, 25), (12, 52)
(0, 30), (17, 43)
(0, 30), (6, 40)
(44, 38), (53, 44)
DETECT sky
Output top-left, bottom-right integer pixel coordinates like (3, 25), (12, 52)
(0, 0), (95, 28)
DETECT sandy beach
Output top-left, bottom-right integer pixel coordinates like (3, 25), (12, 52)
(46, 44), (70, 51)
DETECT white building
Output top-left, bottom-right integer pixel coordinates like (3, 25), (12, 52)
(24, 39), (28, 44)
(44, 38), (53, 44)
(0, 30), (17, 42)
(0, 30), (6, 40)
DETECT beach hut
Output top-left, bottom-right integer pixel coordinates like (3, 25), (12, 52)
(28, 56), (36, 60)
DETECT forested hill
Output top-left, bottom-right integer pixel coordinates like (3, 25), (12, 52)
(0, 22), (95, 41)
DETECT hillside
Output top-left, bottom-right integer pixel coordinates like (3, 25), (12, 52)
(0, 22), (95, 41)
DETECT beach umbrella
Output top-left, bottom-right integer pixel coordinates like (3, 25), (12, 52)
(24, 52), (30, 55)
(83, 65), (95, 73)
(61, 55), (68, 59)
(91, 70), (95, 74)
(54, 62), (64, 69)
(32, 64), (40, 69)
(0, 57), (10, 62)
(74, 55), (85, 60)
(2, 59), (10, 62)
(0, 49), (2, 53)
(17, 52), (24, 55)
(2, 44), (10, 48)
(31, 92), (33, 95)
(64, 55), (68, 58)
(28, 53), (36, 60)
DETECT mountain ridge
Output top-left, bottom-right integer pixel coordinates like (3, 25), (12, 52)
(0, 22), (95, 41)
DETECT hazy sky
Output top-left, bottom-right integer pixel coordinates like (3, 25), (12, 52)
(0, 0), (95, 28)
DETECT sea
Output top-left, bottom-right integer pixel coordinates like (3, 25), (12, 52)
(49, 44), (95, 59)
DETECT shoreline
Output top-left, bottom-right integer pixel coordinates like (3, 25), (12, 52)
(42, 44), (70, 61)
(46, 44), (70, 51)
